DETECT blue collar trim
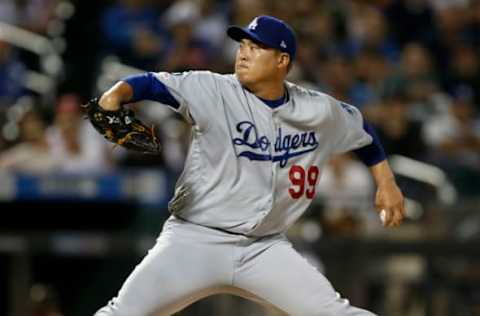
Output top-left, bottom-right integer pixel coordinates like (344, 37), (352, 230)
(256, 92), (289, 109)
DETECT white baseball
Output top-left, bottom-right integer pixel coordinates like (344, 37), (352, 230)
(380, 209), (387, 224)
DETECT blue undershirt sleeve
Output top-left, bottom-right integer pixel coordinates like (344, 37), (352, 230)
(353, 120), (387, 166)
(122, 73), (180, 109)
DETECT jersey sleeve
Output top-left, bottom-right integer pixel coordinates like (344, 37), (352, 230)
(151, 71), (221, 130)
(327, 97), (373, 154)
(353, 120), (387, 166)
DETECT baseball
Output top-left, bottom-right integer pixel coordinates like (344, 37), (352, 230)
(380, 209), (387, 224)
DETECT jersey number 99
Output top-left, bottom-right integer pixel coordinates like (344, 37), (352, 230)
(288, 165), (320, 199)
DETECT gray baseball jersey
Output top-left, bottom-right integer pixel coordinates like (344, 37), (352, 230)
(94, 71), (376, 316)
(162, 71), (372, 236)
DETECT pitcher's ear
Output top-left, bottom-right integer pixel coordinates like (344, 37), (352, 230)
(278, 52), (291, 70)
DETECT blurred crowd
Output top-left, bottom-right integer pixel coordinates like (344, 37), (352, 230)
(0, 0), (480, 192)
(1, 2), (480, 315)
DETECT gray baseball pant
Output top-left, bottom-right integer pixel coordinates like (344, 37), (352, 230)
(94, 216), (376, 316)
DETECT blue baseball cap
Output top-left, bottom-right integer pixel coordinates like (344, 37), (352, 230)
(227, 15), (297, 60)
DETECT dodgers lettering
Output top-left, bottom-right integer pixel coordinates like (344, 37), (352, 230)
(232, 121), (319, 167)
(233, 121), (271, 151)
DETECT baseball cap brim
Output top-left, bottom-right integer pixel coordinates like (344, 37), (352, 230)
(227, 26), (277, 50)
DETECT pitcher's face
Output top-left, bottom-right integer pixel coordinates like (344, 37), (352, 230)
(235, 39), (283, 86)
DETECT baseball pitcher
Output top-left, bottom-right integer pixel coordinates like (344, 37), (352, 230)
(89, 15), (405, 316)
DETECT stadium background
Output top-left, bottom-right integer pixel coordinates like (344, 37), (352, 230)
(1, 0), (480, 315)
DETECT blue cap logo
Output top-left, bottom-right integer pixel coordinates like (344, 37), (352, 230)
(227, 15), (297, 60)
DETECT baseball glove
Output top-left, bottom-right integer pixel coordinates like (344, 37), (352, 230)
(83, 98), (161, 154)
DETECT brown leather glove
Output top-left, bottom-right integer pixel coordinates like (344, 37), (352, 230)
(83, 98), (161, 154)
